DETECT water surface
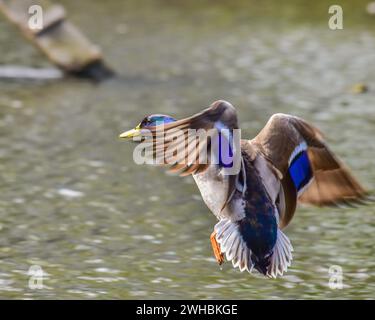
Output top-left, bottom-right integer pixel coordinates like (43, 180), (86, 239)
(0, 0), (374, 299)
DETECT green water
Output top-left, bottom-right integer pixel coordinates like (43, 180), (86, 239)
(0, 0), (374, 299)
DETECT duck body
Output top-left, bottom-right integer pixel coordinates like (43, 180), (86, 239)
(193, 143), (280, 275)
(120, 100), (368, 278)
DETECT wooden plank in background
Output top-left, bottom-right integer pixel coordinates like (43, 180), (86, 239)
(0, 0), (113, 80)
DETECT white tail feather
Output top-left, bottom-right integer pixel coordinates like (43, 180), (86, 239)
(215, 220), (293, 278)
(214, 218), (254, 273)
(267, 229), (293, 278)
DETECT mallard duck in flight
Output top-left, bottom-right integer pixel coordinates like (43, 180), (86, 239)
(119, 100), (367, 278)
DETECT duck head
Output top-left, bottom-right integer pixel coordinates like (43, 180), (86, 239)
(119, 114), (176, 139)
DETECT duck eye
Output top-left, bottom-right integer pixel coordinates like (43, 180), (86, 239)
(140, 118), (150, 127)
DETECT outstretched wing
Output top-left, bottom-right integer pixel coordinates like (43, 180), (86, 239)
(139, 100), (240, 209)
(252, 113), (367, 228)
(145, 100), (238, 175)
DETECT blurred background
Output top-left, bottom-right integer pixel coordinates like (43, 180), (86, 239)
(0, 0), (374, 299)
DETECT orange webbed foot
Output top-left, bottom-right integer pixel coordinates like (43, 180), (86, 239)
(210, 231), (224, 265)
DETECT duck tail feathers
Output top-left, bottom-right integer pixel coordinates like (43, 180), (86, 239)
(214, 218), (254, 273)
(267, 229), (293, 278)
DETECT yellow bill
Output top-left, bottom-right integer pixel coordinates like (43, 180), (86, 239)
(119, 124), (141, 139)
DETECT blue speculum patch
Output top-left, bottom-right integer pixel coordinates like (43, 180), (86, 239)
(289, 151), (312, 191)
